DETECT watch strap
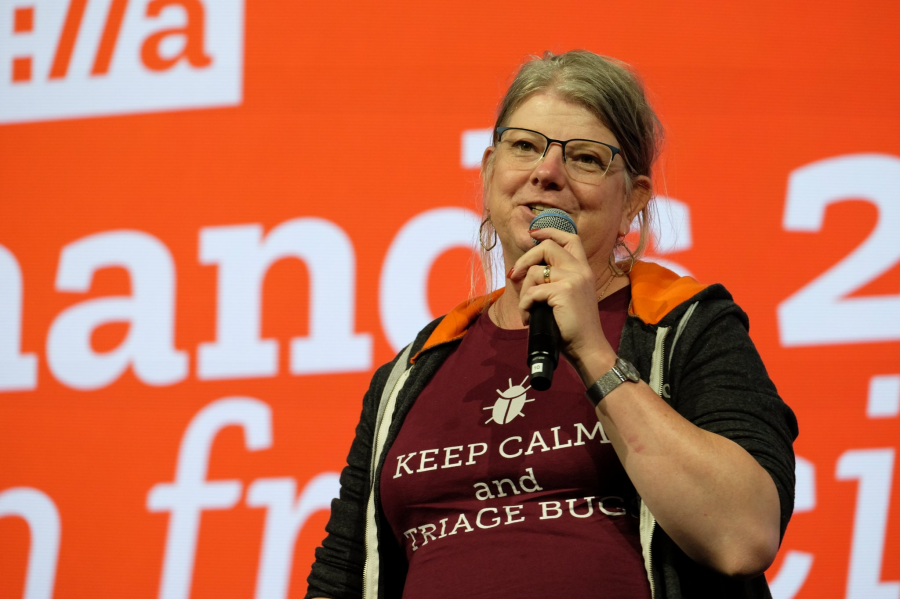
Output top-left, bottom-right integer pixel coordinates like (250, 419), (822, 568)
(585, 357), (639, 407)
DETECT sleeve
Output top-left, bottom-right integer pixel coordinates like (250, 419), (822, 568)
(667, 302), (799, 539)
(305, 362), (393, 599)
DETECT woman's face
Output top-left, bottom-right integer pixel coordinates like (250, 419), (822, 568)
(483, 92), (648, 275)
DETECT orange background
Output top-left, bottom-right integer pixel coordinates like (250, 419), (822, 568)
(2, 1), (899, 597)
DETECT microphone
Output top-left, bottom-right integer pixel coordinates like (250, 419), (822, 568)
(527, 208), (577, 391)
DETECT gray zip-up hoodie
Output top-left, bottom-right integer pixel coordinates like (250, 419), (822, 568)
(306, 262), (798, 599)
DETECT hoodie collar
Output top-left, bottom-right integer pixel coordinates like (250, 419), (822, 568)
(411, 261), (707, 362)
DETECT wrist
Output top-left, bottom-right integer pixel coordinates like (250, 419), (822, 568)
(585, 357), (641, 407)
(570, 344), (618, 389)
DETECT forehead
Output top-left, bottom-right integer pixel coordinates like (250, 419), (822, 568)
(506, 93), (616, 144)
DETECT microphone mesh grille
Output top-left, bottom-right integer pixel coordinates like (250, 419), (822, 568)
(529, 209), (577, 243)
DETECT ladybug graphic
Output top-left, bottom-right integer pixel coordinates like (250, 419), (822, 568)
(484, 376), (534, 425)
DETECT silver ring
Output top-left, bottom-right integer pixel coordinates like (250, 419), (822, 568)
(543, 265), (551, 284)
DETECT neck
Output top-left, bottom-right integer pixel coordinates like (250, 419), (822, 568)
(489, 292), (527, 329)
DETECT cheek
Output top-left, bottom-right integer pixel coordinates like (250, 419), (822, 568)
(486, 171), (525, 212)
(495, 165), (530, 192)
(577, 193), (627, 245)
(581, 186), (625, 219)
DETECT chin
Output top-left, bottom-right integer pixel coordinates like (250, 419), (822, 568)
(515, 234), (536, 255)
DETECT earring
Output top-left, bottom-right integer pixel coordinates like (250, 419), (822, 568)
(479, 217), (498, 251)
(608, 239), (636, 276)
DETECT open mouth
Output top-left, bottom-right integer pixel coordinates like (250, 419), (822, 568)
(530, 205), (548, 215)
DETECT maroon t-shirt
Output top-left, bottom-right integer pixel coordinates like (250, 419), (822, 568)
(380, 286), (651, 599)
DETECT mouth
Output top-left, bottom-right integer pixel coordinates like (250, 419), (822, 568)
(527, 204), (574, 218)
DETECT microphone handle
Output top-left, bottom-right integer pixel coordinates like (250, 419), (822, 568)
(528, 301), (560, 391)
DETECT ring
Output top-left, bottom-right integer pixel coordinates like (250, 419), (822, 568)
(543, 265), (551, 284)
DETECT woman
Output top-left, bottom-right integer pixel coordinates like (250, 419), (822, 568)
(307, 50), (797, 599)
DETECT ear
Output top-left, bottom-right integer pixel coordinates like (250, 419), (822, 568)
(481, 146), (495, 175)
(620, 174), (652, 236)
(481, 146), (496, 216)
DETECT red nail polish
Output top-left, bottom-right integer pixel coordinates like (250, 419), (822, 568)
(507, 267), (515, 279)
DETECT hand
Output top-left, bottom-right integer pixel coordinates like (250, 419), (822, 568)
(507, 226), (617, 375)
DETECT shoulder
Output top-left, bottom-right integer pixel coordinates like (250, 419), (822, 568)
(372, 315), (446, 388)
(661, 284), (748, 332)
(628, 261), (746, 330)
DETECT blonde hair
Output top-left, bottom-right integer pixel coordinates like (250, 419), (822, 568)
(477, 50), (663, 294)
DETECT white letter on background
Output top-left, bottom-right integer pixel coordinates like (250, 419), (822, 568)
(246, 473), (340, 599)
(868, 375), (900, 419)
(836, 449), (899, 599)
(0, 245), (37, 391)
(380, 208), (490, 352)
(147, 397), (272, 599)
(0, 487), (61, 599)
(779, 154), (900, 346)
(46, 230), (187, 390)
(198, 219), (371, 379)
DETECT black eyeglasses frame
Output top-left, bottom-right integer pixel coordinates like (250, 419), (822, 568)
(494, 127), (622, 170)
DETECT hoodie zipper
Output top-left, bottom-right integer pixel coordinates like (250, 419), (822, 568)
(362, 365), (412, 599)
(652, 327), (668, 398)
(645, 325), (670, 599)
(646, 517), (658, 599)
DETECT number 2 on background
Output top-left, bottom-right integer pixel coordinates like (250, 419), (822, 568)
(778, 154), (900, 347)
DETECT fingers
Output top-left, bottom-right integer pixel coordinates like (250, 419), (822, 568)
(517, 264), (552, 324)
(531, 227), (589, 263)
(528, 225), (577, 246)
(505, 226), (613, 366)
(519, 265), (596, 328)
(508, 228), (586, 281)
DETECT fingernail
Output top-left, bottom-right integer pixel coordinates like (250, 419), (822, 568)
(507, 267), (515, 279)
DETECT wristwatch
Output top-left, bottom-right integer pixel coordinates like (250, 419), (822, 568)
(585, 357), (641, 407)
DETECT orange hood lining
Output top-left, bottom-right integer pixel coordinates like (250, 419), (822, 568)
(628, 261), (708, 325)
(410, 261), (707, 363)
(410, 289), (503, 363)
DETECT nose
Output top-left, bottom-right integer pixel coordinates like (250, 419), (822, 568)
(532, 143), (567, 188)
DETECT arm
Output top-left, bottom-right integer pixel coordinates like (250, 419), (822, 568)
(572, 313), (791, 577)
(305, 363), (390, 599)
(509, 227), (795, 578)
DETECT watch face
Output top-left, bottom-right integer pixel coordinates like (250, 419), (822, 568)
(616, 358), (640, 382)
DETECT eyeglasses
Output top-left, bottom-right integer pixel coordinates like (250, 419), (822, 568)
(494, 127), (622, 184)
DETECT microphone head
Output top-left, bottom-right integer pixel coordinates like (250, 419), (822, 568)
(529, 208), (577, 244)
